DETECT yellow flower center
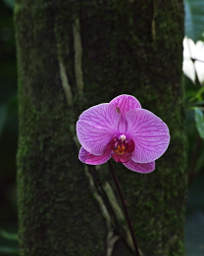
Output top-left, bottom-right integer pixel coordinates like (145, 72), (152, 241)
(113, 144), (126, 155)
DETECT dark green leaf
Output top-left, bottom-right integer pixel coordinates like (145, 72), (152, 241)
(0, 105), (7, 135)
(0, 246), (18, 254)
(2, 0), (15, 9)
(194, 107), (204, 139)
(0, 230), (18, 241)
(185, 211), (204, 256)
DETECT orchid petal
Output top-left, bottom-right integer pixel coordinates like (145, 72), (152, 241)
(183, 37), (196, 59)
(123, 160), (155, 173)
(79, 147), (111, 165)
(76, 103), (121, 155)
(126, 109), (170, 163)
(195, 60), (204, 84)
(110, 94), (141, 115)
(183, 59), (196, 82)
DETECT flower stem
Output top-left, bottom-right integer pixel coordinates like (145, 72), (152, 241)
(108, 161), (140, 256)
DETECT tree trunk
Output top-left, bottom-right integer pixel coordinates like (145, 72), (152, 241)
(15, 0), (186, 255)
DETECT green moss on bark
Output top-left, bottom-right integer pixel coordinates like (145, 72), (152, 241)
(15, 0), (186, 255)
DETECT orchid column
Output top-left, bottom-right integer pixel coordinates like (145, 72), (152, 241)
(15, 1), (186, 256)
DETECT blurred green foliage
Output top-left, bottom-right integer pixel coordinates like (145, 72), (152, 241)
(185, 0), (204, 41)
(184, 0), (204, 179)
(0, 230), (18, 255)
(0, 0), (18, 255)
(2, 0), (14, 9)
(184, 1), (204, 255)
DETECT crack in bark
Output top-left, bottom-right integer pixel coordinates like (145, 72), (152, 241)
(103, 182), (134, 251)
(85, 167), (119, 256)
(151, 0), (157, 42)
(73, 16), (84, 97)
(58, 58), (73, 107)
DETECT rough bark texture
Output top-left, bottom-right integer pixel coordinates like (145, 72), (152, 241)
(15, 0), (186, 256)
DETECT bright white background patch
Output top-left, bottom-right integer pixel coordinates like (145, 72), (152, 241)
(183, 37), (204, 85)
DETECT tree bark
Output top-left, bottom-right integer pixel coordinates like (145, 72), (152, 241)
(15, 0), (186, 255)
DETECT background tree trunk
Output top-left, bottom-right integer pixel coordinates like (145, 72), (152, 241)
(15, 0), (186, 255)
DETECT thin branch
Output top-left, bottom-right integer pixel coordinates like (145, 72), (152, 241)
(85, 166), (119, 256)
(108, 161), (140, 256)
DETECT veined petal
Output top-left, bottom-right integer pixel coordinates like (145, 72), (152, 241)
(79, 147), (111, 165)
(123, 160), (155, 173)
(76, 103), (120, 155)
(110, 94), (141, 115)
(126, 109), (170, 163)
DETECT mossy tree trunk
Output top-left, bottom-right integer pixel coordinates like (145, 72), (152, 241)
(15, 0), (186, 256)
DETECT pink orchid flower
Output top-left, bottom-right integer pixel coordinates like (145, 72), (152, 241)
(76, 94), (170, 173)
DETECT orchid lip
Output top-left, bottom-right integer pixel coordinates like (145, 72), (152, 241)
(110, 134), (135, 163)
